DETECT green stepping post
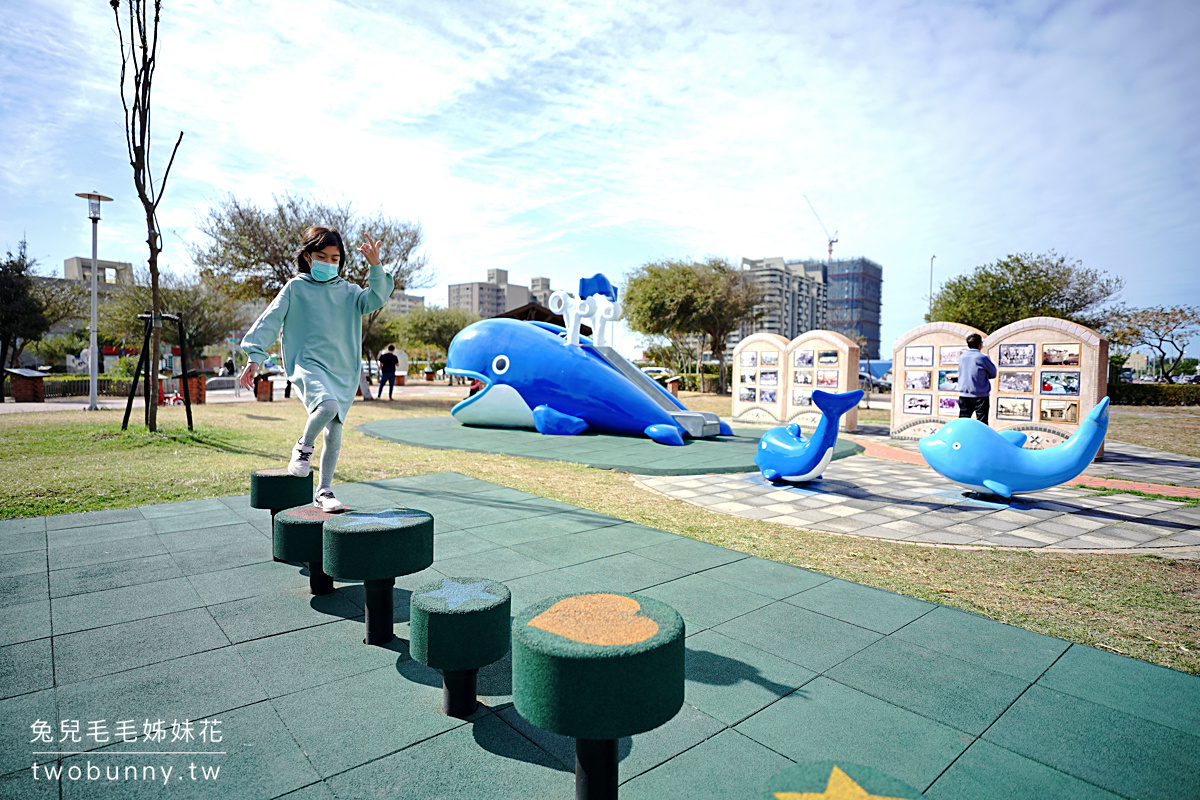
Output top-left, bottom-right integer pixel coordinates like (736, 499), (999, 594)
(274, 507), (338, 595)
(513, 592), (685, 800)
(323, 508), (434, 645)
(764, 761), (925, 799)
(250, 468), (313, 560)
(410, 576), (511, 718)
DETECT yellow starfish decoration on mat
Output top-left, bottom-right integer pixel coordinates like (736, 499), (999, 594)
(774, 765), (911, 800)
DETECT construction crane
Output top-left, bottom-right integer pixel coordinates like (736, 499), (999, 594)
(803, 195), (838, 263)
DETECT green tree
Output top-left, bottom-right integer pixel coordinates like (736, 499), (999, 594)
(362, 310), (405, 360)
(395, 306), (480, 357)
(928, 252), (1123, 332)
(33, 329), (90, 371)
(0, 240), (50, 393)
(8, 278), (91, 367)
(1104, 305), (1200, 384)
(689, 257), (761, 393)
(190, 193), (432, 349)
(624, 257), (760, 393)
(99, 269), (249, 367)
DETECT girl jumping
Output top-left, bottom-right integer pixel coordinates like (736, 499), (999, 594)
(239, 226), (393, 512)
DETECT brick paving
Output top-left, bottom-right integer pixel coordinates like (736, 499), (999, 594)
(637, 455), (1200, 558)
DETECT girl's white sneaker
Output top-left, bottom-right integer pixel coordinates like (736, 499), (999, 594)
(288, 439), (314, 477)
(314, 488), (346, 513)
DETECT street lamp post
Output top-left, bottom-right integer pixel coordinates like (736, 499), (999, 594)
(75, 191), (114, 411)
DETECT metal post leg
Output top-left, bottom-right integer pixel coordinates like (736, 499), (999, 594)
(309, 559), (334, 595)
(363, 578), (395, 645)
(575, 738), (618, 800)
(441, 669), (479, 718)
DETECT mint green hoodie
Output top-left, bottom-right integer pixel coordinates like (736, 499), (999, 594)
(241, 265), (394, 421)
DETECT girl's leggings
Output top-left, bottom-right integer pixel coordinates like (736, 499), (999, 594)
(300, 399), (342, 490)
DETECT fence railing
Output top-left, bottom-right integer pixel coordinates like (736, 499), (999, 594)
(2, 377), (180, 399)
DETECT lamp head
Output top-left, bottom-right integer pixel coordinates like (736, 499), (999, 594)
(75, 191), (113, 221)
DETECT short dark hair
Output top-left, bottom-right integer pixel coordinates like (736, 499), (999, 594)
(386, 344), (395, 351)
(966, 333), (983, 349)
(295, 226), (346, 275)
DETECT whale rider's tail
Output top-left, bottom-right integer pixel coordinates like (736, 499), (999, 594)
(812, 389), (864, 421)
(1087, 396), (1110, 428)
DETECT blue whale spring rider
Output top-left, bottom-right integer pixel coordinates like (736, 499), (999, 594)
(755, 389), (864, 482)
(445, 275), (730, 446)
(918, 397), (1110, 497)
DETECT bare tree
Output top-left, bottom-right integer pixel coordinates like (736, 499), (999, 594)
(191, 193), (432, 355)
(1105, 305), (1200, 384)
(111, 0), (184, 431)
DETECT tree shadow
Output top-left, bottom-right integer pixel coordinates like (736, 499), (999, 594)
(684, 646), (798, 699)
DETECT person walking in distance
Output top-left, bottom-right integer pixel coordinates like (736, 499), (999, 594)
(957, 333), (997, 424)
(377, 344), (400, 400)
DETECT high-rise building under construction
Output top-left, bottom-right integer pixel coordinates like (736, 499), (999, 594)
(737, 256), (883, 358)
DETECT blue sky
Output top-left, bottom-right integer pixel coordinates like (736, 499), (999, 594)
(2, 0), (1198, 359)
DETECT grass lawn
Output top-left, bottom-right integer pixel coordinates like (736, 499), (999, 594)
(2, 395), (1198, 675)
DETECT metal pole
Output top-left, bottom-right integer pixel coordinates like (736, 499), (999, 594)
(928, 255), (936, 320)
(88, 219), (100, 410)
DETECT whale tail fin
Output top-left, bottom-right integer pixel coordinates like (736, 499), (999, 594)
(1088, 397), (1110, 428)
(812, 389), (864, 421)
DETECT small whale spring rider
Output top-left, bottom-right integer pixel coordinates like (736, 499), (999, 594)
(918, 397), (1110, 497)
(755, 389), (864, 482)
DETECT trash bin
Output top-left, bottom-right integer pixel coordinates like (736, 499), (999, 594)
(253, 374), (273, 402)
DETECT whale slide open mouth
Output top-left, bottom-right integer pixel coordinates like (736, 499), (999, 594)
(446, 367), (534, 428)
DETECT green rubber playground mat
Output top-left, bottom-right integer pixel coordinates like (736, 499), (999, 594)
(357, 416), (862, 475)
(2, 473), (1198, 798)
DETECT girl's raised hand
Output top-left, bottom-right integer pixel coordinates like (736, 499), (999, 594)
(358, 236), (382, 266)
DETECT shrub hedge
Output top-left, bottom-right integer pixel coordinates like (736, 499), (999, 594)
(1109, 383), (1200, 406)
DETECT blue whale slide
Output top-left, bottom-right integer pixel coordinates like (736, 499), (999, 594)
(445, 318), (731, 445)
(918, 397), (1110, 497)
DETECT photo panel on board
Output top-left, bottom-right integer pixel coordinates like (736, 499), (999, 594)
(793, 349), (814, 368)
(937, 395), (959, 416)
(1040, 398), (1079, 424)
(937, 369), (958, 392)
(996, 396), (1033, 421)
(816, 370), (839, 388)
(904, 370), (931, 390)
(817, 350), (839, 367)
(761, 351), (779, 367)
(792, 389), (814, 407)
(1042, 343), (1081, 367)
(903, 393), (933, 415)
(793, 370), (814, 386)
(904, 345), (934, 367)
(998, 371), (1034, 393)
(1040, 370), (1080, 396)
(739, 386), (757, 402)
(998, 343), (1036, 368)
(759, 369), (779, 386)
(940, 345), (968, 366)
(740, 370), (756, 385)
(740, 351), (758, 368)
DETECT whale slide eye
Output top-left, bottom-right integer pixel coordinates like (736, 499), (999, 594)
(952, 442), (961, 450)
(492, 355), (510, 374)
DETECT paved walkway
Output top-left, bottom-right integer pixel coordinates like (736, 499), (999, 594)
(636, 461), (1200, 557)
(3, 474), (1197, 799)
(845, 427), (1200, 489)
